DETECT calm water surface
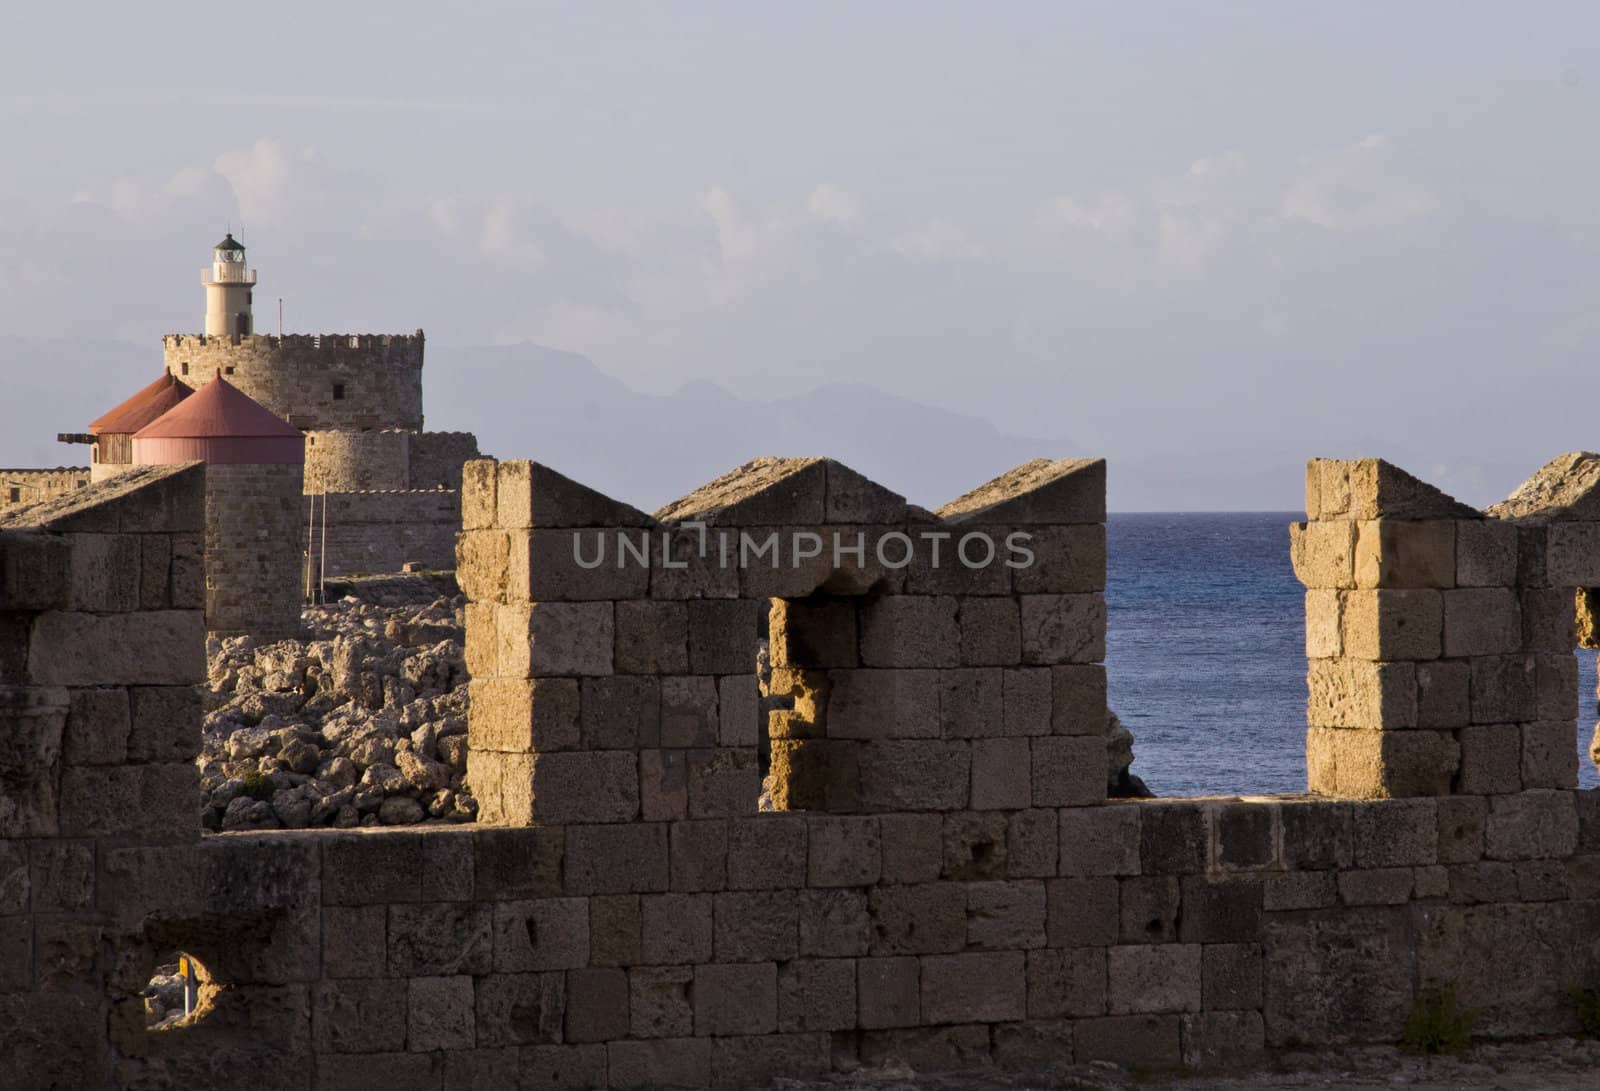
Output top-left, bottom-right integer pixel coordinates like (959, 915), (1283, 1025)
(1105, 512), (1600, 797)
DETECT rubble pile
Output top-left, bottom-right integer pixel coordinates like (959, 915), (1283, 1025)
(199, 587), (476, 830)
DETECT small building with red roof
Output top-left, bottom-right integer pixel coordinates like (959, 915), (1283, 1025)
(87, 370), (192, 482)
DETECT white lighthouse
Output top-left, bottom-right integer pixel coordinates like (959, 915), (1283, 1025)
(202, 233), (256, 336)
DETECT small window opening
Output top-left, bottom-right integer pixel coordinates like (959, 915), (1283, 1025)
(224, 366), (235, 375)
(332, 383), (347, 401)
(7, 487), (19, 503)
(180, 362), (189, 376)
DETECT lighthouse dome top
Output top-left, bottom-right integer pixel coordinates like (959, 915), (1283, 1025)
(214, 233), (245, 256)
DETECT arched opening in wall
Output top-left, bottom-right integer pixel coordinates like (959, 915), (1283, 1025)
(141, 950), (214, 1031)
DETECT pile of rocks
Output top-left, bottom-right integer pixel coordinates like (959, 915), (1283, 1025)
(141, 962), (189, 1030)
(200, 587), (477, 830)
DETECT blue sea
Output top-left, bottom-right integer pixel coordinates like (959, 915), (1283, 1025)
(1105, 513), (1600, 798)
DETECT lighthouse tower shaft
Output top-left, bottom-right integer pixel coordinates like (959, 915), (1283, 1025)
(203, 234), (256, 336)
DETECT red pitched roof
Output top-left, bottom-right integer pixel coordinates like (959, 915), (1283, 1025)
(89, 372), (192, 436)
(134, 375), (301, 439)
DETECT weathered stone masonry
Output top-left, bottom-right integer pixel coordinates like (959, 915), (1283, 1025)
(2, 454), (1599, 1089)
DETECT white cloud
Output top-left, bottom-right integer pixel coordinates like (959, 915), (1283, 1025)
(806, 183), (862, 225)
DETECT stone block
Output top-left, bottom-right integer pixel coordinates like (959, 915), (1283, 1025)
(65, 532), (140, 612)
(1470, 655), (1537, 724)
(1307, 658), (1416, 729)
(26, 840), (92, 912)
(965, 880), (1046, 949)
(388, 903), (492, 976)
(419, 831), (474, 901)
(463, 601), (498, 677)
(523, 528), (650, 601)
(62, 686), (130, 765)
(937, 667), (1005, 738)
(687, 599), (761, 675)
(0, 915), (31, 994)
(27, 610), (204, 685)
(778, 959), (857, 1032)
(670, 819), (728, 892)
(614, 600), (689, 674)
(769, 597), (857, 669)
(1202, 944), (1262, 1010)
(1442, 588), (1522, 657)
(589, 895), (641, 966)
(565, 967), (630, 1044)
(474, 972), (565, 1046)
(717, 674), (759, 747)
(859, 1024), (994, 1070)
(1456, 519), (1518, 587)
(942, 810), (1009, 880)
(1457, 723), (1523, 795)
(1181, 1010), (1266, 1071)
(1485, 790), (1579, 861)
(868, 882), (966, 955)
(1414, 864), (1451, 899)
(1107, 943), (1202, 1014)
(630, 967), (695, 1038)
(1535, 655), (1579, 721)
(726, 815), (807, 890)
(1306, 726), (1458, 799)
(456, 529), (510, 602)
(1030, 735), (1104, 806)
(857, 956), (920, 1028)
(856, 738), (971, 812)
(493, 898), (590, 972)
(1548, 521), (1600, 586)
(1139, 801), (1208, 874)
(709, 1033), (830, 1088)
(640, 748), (689, 821)
(659, 675), (718, 747)
(1289, 521), (1356, 589)
(695, 962), (778, 1036)
(1437, 796), (1488, 863)
(921, 951), (1026, 1023)
(1522, 587), (1576, 653)
(529, 750), (639, 824)
(607, 1038), (710, 1091)
(497, 601), (614, 678)
(1003, 666), (1054, 736)
(1353, 799), (1438, 867)
(1045, 876), (1119, 947)
(791, 887), (868, 958)
(1025, 947), (1106, 1018)
(314, 1053), (436, 1089)
(56, 763), (199, 838)
(687, 746), (760, 818)
(0, 530), (69, 610)
(1059, 804), (1142, 875)
(579, 675), (659, 750)
(1178, 877), (1263, 943)
(1523, 720), (1578, 790)
(1341, 589), (1442, 661)
(640, 893), (713, 964)
(807, 816), (881, 886)
(1354, 519), (1455, 589)
(519, 1044), (607, 1090)
(1279, 800), (1355, 869)
(1019, 593), (1106, 665)
(470, 677), (579, 752)
(1006, 808), (1059, 878)
(1013, 523), (1106, 593)
(713, 889), (798, 962)
(1212, 802), (1277, 871)
(564, 823), (669, 895)
(1263, 871), (1338, 911)
(494, 459), (651, 530)
(1119, 875), (1180, 944)
(1305, 588), (1342, 657)
(407, 975), (475, 1052)
(323, 835), (422, 910)
(858, 595), (960, 668)
(1415, 659), (1470, 729)
(957, 597), (1023, 666)
(473, 826), (564, 900)
(878, 813), (944, 884)
(1336, 867), (1413, 905)
(461, 459), (497, 529)
(823, 668), (939, 740)
(314, 977), (407, 1053)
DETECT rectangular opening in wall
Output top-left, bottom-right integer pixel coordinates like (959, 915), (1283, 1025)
(7, 487), (19, 503)
(225, 366), (235, 375)
(332, 383), (346, 401)
(181, 362), (189, 376)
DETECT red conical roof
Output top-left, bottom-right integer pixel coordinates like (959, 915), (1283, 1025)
(135, 374), (301, 439)
(89, 371), (192, 436)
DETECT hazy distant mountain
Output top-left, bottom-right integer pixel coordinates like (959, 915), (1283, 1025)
(0, 337), (1061, 512)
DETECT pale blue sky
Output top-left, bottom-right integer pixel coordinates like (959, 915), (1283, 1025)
(3, 2), (1599, 507)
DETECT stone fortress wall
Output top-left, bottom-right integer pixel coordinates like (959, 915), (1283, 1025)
(0, 468), (89, 513)
(3, 454), (1599, 1089)
(162, 332), (425, 432)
